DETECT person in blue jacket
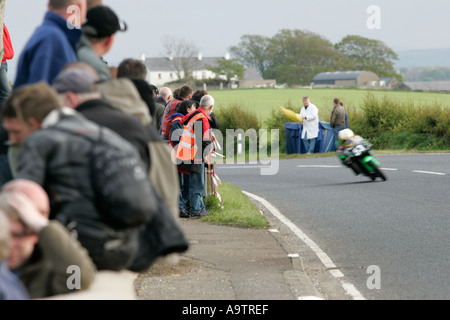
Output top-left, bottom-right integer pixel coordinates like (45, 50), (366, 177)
(0, 210), (29, 300)
(14, 0), (87, 88)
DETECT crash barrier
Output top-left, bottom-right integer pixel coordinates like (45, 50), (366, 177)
(285, 121), (336, 155)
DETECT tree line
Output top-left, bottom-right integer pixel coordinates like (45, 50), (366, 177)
(400, 67), (450, 82)
(229, 29), (402, 86)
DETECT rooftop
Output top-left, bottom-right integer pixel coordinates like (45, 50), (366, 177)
(313, 71), (370, 81)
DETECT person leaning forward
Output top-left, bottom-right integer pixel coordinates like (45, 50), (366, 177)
(0, 179), (96, 299)
(1, 82), (154, 271)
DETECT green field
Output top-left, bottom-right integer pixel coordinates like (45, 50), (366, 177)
(209, 88), (450, 124)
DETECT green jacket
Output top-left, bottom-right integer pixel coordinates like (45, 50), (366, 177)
(19, 221), (97, 299)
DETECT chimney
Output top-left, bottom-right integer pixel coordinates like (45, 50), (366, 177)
(140, 53), (146, 61)
(224, 52), (230, 60)
(197, 52), (202, 61)
(168, 52), (173, 61)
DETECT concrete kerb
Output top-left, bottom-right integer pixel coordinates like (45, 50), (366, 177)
(243, 191), (354, 300)
(47, 189), (324, 300)
(133, 190), (325, 301)
(247, 196), (324, 300)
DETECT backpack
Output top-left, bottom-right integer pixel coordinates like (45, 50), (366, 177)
(88, 127), (157, 228)
(56, 125), (157, 229)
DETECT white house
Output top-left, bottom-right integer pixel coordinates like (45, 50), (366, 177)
(141, 52), (233, 87)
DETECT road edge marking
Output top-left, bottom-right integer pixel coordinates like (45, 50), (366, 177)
(243, 190), (366, 300)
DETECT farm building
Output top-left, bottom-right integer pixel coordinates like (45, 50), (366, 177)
(312, 71), (379, 88)
(380, 77), (401, 89)
(239, 68), (276, 89)
(142, 52), (231, 87)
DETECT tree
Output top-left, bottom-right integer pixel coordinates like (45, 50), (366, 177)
(263, 29), (344, 85)
(162, 35), (199, 80)
(229, 34), (271, 76)
(206, 58), (246, 83)
(335, 35), (402, 80)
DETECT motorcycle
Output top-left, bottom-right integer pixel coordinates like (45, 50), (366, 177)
(336, 139), (387, 182)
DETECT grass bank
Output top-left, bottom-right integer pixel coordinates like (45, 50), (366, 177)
(201, 181), (269, 229)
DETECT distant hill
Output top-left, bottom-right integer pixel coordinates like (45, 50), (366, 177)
(395, 48), (450, 68)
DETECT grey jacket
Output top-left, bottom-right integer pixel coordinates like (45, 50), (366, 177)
(77, 34), (112, 81)
(16, 108), (146, 270)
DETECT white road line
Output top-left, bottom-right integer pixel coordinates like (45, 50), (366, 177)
(218, 165), (272, 169)
(242, 191), (366, 300)
(297, 165), (341, 168)
(380, 168), (398, 171)
(413, 170), (446, 176)
(298, 296), (324, 300)
(341, 282), (366, 300)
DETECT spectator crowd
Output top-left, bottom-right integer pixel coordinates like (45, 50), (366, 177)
(0, 0), (219, 300)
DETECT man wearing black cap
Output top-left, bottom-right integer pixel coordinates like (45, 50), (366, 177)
(77, 5), (127, 81)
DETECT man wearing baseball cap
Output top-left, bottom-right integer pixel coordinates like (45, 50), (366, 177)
(76, 5), (127, 81)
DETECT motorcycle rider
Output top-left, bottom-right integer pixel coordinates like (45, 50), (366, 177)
(336, 129), (372, 175)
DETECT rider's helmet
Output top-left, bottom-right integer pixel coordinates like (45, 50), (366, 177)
(338, 129), (354, 141)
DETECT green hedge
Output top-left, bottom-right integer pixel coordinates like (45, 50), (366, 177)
(214, 93), (450, 155)
(350, 93), (450, 150)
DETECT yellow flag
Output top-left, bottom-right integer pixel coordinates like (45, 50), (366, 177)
(279, 106), (302, 124)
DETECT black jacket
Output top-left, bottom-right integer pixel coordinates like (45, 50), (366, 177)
(76, 99), (151, 170)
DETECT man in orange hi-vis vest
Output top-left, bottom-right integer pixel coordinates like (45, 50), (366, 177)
(175, 95), (214, 219)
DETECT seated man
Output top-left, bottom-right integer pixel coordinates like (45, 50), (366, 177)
(0, 179), (97, 299)
(0, 209), (29, 300)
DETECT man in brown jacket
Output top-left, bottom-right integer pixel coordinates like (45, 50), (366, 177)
(330, 98), (347, 143)
(0, 179), (96, 299)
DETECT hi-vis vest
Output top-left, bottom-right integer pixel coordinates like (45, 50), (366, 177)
(176, 112), (207, 162)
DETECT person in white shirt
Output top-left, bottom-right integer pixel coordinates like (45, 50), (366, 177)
(300, 96), (319, 154)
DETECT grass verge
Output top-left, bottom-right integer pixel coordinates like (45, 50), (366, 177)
(201, 181), (269, 229)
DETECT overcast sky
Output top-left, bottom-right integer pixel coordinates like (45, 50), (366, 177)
(4, 0), (450, 81)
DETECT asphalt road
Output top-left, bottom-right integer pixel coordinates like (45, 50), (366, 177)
(215, 153), (450, 300)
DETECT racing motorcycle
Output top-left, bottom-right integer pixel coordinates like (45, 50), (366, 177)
(336, 139), (387, 182)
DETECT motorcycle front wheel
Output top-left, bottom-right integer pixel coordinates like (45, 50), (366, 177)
(367, 161), (387, 181)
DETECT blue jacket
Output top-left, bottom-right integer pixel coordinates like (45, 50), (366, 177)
(0, 261), (29, 300)
(14, 11), (82, 88)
